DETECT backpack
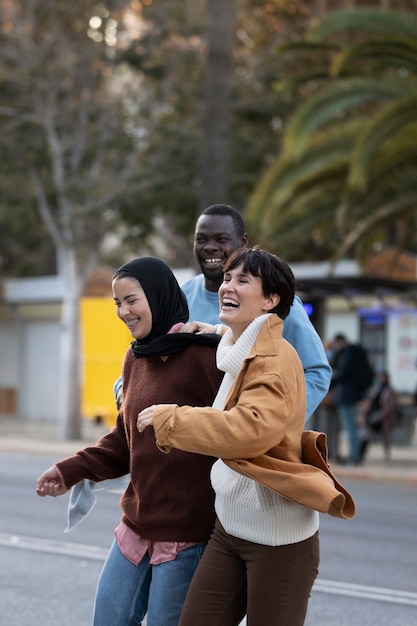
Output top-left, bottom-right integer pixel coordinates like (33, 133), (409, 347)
(353, 345), (374, 392)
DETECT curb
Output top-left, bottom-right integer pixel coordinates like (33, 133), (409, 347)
(332, 463), (417, 486)
(0, 438), (91, 457)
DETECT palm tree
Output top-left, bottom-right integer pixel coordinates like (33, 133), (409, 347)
(246, 7), (417, 265)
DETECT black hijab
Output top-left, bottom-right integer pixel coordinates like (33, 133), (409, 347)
(113, 257), (220, 358)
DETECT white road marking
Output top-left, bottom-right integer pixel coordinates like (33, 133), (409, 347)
(1, 531), (417, 609)
(0, 531), (107, 561)
(313, 579), (417, 606)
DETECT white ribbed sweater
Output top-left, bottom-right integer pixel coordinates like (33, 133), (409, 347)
(211, 314), (319, 546)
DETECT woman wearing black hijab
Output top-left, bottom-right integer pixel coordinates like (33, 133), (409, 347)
(37, 257), (224, 626)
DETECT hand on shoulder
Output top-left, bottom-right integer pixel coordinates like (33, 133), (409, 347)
(181, 321), (223, 335)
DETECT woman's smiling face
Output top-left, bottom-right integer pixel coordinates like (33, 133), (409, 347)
(112, 276), (153, 340)
(219, 263), (279, 339)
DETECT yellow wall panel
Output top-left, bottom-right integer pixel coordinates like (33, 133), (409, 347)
(80, 297), (131, 426)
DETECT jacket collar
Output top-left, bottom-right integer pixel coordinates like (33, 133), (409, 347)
(247, 314), (284, 359)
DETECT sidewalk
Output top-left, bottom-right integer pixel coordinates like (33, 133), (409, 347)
(0, 417), (110, 456)
(1, 417), (417, 485)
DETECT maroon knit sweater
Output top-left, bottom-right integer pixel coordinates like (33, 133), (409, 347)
(56, 344), (223, 542)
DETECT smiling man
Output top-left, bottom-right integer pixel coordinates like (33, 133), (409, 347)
(181, 204), (331, 420)
(181, 205), (248, 324)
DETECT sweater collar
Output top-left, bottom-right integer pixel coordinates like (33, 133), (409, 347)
(216, 314), (272, 378)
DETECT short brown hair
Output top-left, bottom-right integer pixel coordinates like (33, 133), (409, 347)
(223, 246), (295, 319)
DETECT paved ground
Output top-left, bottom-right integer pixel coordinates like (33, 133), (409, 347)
(1, 416), (417, 485)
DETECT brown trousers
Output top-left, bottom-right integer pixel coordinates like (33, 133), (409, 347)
(179, 520), (319, 626)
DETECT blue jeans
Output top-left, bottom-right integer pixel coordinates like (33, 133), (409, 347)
(337, 403), (359, 463)
(93, 539), (207, 626)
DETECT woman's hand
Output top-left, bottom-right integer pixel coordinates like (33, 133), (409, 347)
(181, 321), (219, 335)
(36, 466), (68, 497)
(137, 405), (155, 432)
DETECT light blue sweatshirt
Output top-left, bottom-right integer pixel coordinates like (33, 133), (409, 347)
(181, 273), (331, 421)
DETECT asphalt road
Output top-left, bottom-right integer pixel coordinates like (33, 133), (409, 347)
(1, 452), (417, 626)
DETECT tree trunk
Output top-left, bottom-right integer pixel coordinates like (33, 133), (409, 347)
(198, 0), (236, 212)
(56, 246), (82, 440)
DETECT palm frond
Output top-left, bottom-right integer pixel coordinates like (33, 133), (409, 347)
(284, 78), (411, 157)
(364, 126), (417, 188)
(349, 95), (417, 189)
(332, 38), (417, 77)
(248, 6), (417, 264)
(247, 122), (359, 231)
(335, 192), (417, 261)
(309, 8), (417, 42)
(259, 178), (349, 258)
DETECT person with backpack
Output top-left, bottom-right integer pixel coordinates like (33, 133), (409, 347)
(332, 333), (374, 465)
(357, 371), (399, 462)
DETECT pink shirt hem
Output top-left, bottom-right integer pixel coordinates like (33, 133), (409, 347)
(115, 522), (200, 566)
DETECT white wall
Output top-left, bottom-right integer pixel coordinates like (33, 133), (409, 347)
(19, 320), (61, 421)
(0, 319), (20, 385)
(323, 312), (360, 345)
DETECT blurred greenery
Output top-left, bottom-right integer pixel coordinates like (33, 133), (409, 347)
(2, 1), (417, 277)
(246, 6), (417, 265)
(0, 0), (313, 276)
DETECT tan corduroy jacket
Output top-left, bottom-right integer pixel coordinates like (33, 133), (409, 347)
(153, 315), (355, 520)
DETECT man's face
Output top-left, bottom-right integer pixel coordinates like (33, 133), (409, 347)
(193, 214), (248, 282)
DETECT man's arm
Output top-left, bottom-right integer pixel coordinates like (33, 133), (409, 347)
(283, 296), (332, 420)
